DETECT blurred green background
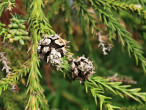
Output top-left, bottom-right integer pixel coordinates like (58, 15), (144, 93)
(0, 0), (146, 110)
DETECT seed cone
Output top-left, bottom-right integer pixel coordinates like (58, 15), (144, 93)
(70, 55), (95, 83)
(37, 34), (67, 70)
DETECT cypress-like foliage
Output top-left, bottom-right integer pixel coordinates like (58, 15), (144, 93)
(0, 0), (146, 110)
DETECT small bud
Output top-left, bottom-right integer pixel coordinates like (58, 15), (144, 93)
(9, 38), (14, 43)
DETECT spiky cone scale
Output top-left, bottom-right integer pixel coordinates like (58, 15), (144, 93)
(37, 34), (68, 70)
(70, 55), (95, 83)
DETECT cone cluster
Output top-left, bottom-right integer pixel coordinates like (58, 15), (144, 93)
(37, 34), (95, 82)
(37, 34), (67, 70)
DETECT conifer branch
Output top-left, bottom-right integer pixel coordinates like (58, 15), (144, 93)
(0, 61), (29, 95)
(89, 0), (146, 19)
(28, 0), (55, 36)
(90, 77), (146, 102)
(74, 0), (100, 34)
(0, 0), (145, 109)
(26, 0), (54, 109)
(89, 2), (146, 72)
(85, 79), (120, 110)
(0, 1), (7, 17)
(0, 23), (7, 37)
(26, 43), (48, 110)
(0, 0), (15, 16)
(124, 103), (146, 110)
(85, 76), (146, 109)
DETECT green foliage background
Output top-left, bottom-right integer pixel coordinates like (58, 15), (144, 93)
(0, 0), (146, 110)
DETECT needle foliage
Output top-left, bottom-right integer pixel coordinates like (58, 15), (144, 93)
(0, 0), (146, 110)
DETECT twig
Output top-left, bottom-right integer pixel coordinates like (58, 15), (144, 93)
(0, 50), (17, 92)
(96, 32), (112, 55)
(44, 63), (55, 94)
(0, 51), (12, 75)
(108, 73), (137, 84)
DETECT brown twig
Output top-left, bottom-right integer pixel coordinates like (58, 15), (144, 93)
(44, 63), (55, 94)
(108, 73), (137, 84)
